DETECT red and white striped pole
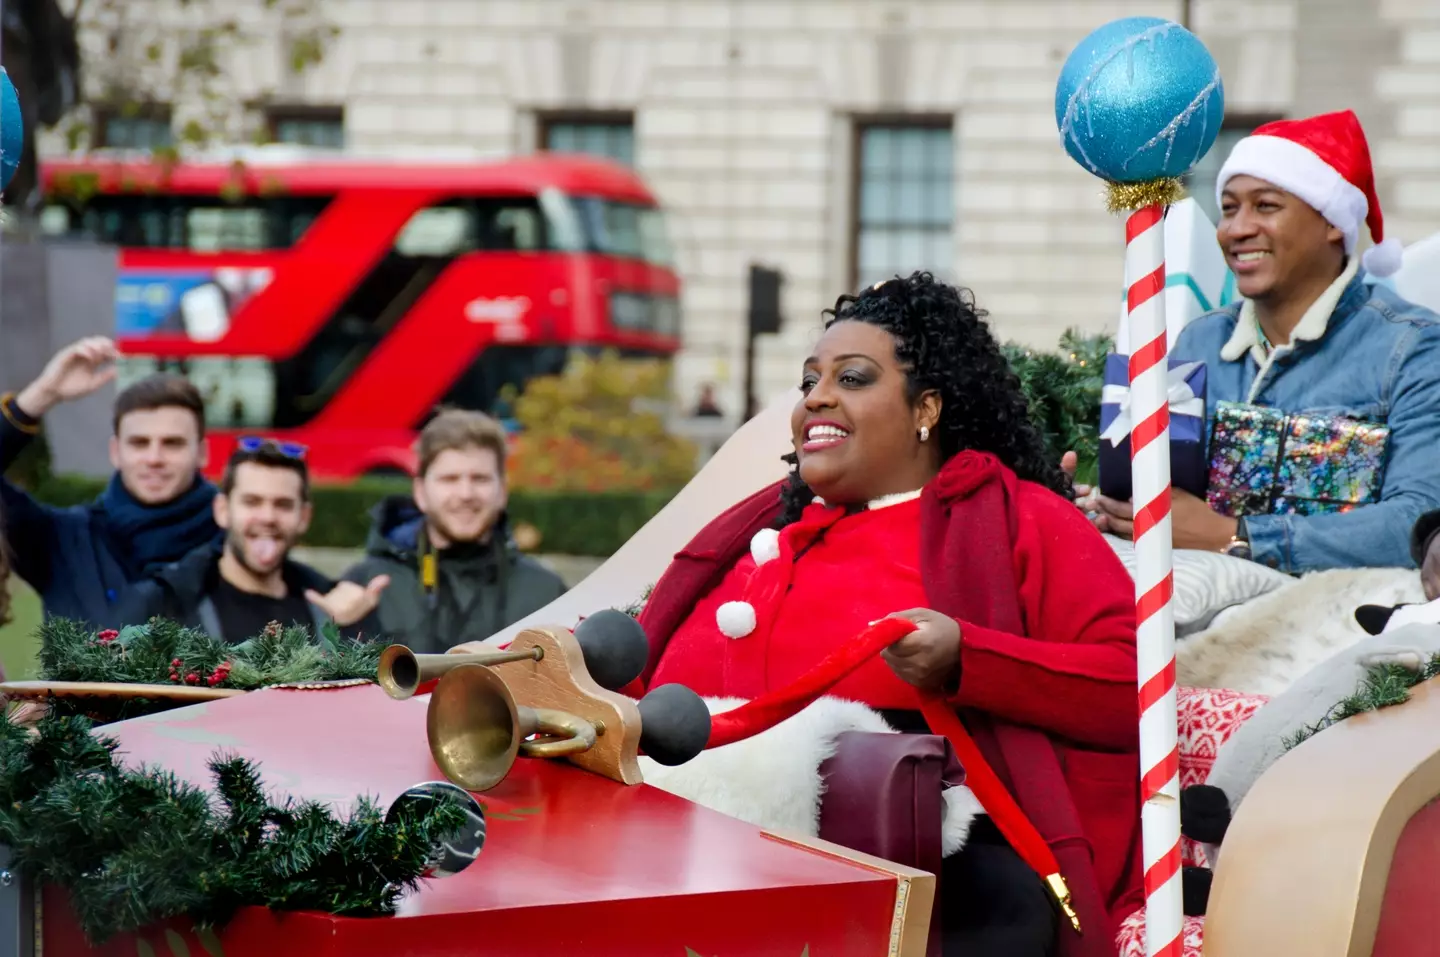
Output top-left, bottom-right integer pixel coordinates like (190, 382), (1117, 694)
(1126, 202), (1182, 957)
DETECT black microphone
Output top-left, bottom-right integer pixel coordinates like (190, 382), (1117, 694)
(573, 608), (651, 692)
(637, 683), (711, 766)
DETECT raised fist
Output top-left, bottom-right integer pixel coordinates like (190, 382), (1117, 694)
(17, 336), (119, 417)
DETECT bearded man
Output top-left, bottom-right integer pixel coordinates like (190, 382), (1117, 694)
(340, 409), (566, 652)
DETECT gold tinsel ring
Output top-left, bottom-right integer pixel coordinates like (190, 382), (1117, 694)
(1105, 177), (1186, 213)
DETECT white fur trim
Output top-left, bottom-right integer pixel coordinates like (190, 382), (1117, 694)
(750, 528), (781, 565)
(1363, 236), (1404, 278)
(1221, 256), (1359, 371)
(716, 601), (756, 638)
(638, 695), (982, 857)
(942, 782), (984, 854)
(1177, 566), (1424, 696)
(868, 488), (924, 510)
(1216, 134), (1370, 254)
(1379, 596), (1440, 634)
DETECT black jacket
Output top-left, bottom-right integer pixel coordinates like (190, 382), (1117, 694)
(0, 394), (219, 628)
(340, 496), (567, 654)
(124, 540), (381, 644)
(1413, 508), (1440, 566)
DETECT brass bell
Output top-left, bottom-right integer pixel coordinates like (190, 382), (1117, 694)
(426, 663), (598, 791)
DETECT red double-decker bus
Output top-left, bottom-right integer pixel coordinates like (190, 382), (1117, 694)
(38, 150), (682, 480)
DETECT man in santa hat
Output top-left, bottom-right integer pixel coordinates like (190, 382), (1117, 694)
(1087, 109), (1440, 574)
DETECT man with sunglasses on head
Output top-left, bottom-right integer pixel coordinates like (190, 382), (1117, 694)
(1, 338), (220, 628)
(124, 439), (389, 644)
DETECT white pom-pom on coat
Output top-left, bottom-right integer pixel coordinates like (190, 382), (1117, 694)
(717, 601), (757, 639)
(750, 528), (781, 565)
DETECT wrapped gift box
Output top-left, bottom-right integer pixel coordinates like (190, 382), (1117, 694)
(35, 685), (929, 957)
(1207, 401), (1389, 517)
(1098, 354), (1209, 501)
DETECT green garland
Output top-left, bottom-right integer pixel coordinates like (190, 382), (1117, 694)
(1003, 329), (1112, 487)
(0, 711), (468, 945)
(33, 616), (381, 721)
(1282, 653), (1440, 752)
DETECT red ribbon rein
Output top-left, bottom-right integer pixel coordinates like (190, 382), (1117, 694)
(703, 616), (1082, 934)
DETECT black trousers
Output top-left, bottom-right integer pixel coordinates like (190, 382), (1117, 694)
(938, 815), (1058, 957)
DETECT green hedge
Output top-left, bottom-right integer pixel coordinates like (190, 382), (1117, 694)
(30, 475), (677, 558)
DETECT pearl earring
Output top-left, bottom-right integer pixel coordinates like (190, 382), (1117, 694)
(918, 426), (930, 442)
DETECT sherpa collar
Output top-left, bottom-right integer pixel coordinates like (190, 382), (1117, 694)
(1220, 255), (1360, 364)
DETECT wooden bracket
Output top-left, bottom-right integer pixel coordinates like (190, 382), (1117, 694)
(488, 626), (644, 786)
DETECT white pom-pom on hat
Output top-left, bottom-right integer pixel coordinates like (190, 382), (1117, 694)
(716, 601), (756, 639)
(1362, 237), (1404, 278)
(750, 528), (781, 565)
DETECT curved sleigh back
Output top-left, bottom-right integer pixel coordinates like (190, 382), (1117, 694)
(459, 389), (800, 653)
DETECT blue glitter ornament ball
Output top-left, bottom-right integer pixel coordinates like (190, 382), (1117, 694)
(0, 68), (23, 191)
(1055, 17), (1224, 184)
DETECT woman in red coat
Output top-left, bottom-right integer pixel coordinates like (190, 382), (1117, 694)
(636, 272), (1142, 957)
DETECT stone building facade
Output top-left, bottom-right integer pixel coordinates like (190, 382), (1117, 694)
(40, 0), (1440, 420)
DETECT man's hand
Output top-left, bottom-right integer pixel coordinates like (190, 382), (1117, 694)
(1423, 536), (1440, 601)
(1093, 489), (1239, 551)
(16, 337), (119, 418)
(305, 575), (391, 628)
(1171, 489), (1240, 551)
(1092, 494), (1134, 538)
(881, 608), (962, 691)
(1061, 450), (1092, 500)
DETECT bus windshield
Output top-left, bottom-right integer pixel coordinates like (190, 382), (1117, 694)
(571, 196), (676, 267)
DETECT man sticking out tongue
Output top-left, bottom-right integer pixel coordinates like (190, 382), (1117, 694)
(125, 440), (388, 645)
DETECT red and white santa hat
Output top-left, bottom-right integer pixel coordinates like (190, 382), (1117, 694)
(1216, 109), (1403, 277)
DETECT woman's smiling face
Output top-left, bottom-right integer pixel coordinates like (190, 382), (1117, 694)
(791, 319), (941, 505)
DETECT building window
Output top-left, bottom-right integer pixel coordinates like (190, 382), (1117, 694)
(854, 121), (954, 291)
(1184, 117), (1281, 223)
(94, 104), (174, 150)
(266, 106), (345, 148)
(541, 113), (635, 166)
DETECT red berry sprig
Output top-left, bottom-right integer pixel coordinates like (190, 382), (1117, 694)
(96, 629), (120, 645)
(207, 661), (233, 687)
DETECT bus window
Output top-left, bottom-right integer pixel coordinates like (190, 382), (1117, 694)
(429, 344), (573, 424)
(42, 195), (333, 250)
(609, 292), (682, 337)
(187, 207), (269, 252)
(116, 355), (276, 429)
(571, 197), (675, 267)
(395, 206), (476, 257)
(425, 344), (676, 428)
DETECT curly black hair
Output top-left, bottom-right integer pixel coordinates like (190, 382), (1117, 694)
(777, 271), (1070, 525)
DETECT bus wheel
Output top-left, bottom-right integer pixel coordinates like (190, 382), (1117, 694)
(363, 466), (410, 482)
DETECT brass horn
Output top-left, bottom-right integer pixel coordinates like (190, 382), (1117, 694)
(377, 643), (542, 700)
(426, 663), (598, 792)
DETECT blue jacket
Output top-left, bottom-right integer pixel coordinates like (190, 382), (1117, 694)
(1173, 260), (1440, 573)
(0, 394), (220, 628)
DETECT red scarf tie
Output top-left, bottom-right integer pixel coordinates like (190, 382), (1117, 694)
(706, 618), (1083, 936)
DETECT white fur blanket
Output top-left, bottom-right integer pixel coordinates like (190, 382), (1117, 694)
(1177, 566), (1424, 695)
(639, 696), (982, 855)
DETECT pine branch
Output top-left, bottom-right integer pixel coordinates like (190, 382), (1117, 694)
(32, 617), (385, 722)
(1003, 328), (1111, 484)
(1282, 653), (1440, 752)
(0, 713), (467, 945)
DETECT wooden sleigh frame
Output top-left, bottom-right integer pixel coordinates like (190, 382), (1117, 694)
(457, 389), (1440, 957)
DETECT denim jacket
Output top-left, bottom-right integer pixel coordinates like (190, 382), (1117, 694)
(1173, 260), (1440, 573)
